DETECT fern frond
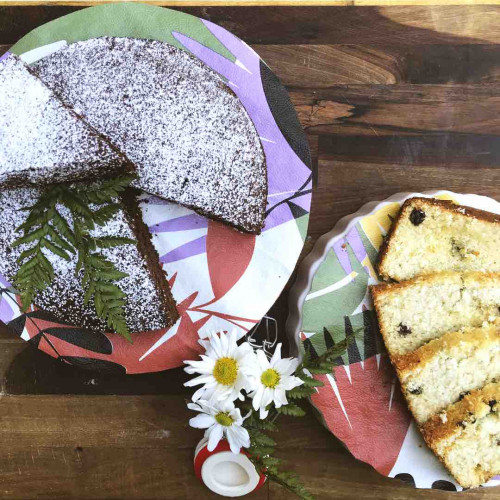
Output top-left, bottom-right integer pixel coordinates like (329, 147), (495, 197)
(276, 404), (306, 417)
(12, 176), (136, 340)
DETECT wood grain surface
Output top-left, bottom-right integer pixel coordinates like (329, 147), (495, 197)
(0, 5), (499, 499)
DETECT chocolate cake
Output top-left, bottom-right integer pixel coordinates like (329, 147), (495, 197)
(0, 187), (179, 334)
(33, 37), (268, 234)
(0, 55), (133, 189)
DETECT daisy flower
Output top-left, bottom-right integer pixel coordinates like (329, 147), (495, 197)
(248, 343), (303, 419)
(184, 330), (255, 403)
(188, 399), (250, 454)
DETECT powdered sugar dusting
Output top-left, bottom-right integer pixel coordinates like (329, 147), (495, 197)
(33, 37), (267, 233)
(0, 187), (170, 333)
(0, 56), (128, 189)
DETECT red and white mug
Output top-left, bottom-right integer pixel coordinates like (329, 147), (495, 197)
(194, 438), (266, 497)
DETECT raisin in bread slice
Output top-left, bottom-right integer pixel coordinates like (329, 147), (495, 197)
(370, 271), (500, 356)
(0, 55), (133, 189)
(377, 197), (500, 282)
(420, 382), (500, 488)
(393, 324), (500, 424)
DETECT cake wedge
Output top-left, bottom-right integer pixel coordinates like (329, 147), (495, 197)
(377, 197), (500, 282)
(370, 271), (500, 357)
(33, 37), (268, 234)
(420, 382), (500, 488)
(393, 324), (500, 424)
(0, 186), (178, 334)
(0, 55), (133, 189)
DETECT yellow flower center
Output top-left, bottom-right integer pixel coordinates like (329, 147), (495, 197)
(213, 357), (238, 386)
(261, 368), (281, 388)
(215, 412), (234, 427)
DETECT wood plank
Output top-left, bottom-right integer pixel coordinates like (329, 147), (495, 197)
(1, 6), (500, 46)
(258, 44), (500, 86)
(320, 134), (500, 168)
(292, 85), (500, 136)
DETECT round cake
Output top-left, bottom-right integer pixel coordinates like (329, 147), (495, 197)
(33, 37), (268, 234)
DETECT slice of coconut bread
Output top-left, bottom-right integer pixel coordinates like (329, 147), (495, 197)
(377, 197), (500, 282)
(420, 382), (500, 488)
(370, 271), (500, 356)
(393, 324), (500, 424)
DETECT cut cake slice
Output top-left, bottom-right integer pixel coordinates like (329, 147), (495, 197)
(393, 324), (500, 424)
(370, 271), (500, 356)
(33, 37), (268, 234)
(0, 55), (133, 189)
(0, 187), (178, 334)
(420, 382), (500, 488)
(377, 197), (500, 282)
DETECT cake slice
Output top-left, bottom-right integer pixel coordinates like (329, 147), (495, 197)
(377, 197), (500, 282)
(0, 187), (178, 334)
(33, 37), (267, 234)
(420, 382), (500, 488)
(393, 324), (500, 424)
(0, 55), (133, 189)
(370, 271), (500, 356)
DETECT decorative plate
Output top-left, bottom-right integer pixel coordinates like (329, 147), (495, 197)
(286, 190), (500, 491)
(0, 4), (312, 374)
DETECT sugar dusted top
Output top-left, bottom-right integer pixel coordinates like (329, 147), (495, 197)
(0, 55), (127, 188)
(34, 37), (267, 233)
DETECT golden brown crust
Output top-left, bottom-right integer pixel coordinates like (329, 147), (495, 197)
(376, 197), (415, 280)
(393, 324), (500, 374)
(420, 382), (499, 447)
(369, 284), (392, 361)
(371, 270), (500, 298)
(376, 197), (500, 281)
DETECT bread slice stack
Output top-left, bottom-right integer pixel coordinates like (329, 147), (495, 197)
(371, 197), (500, 488)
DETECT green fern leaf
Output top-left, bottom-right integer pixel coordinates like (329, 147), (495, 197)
(276, 404), (306, 417)
(287, 386), (316, 399)
(12, 226), (48, 247)
(92, 236), (136, 249)
(41, 239), (71, 261)
(16, 247), (38, 264)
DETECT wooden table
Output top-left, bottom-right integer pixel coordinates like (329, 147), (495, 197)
(0, 4), (499, 499)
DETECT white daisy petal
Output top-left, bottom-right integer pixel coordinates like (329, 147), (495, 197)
(184, 374), (215, 387)
(189, 413), (215, 429)
(252, 386), (264, 411)
(274, 358), (295, 376)
(274, 388), (288, 408)
(191, 386), (208, 402)
(207, 424), (224, 451)
(270, 343), (282, 367)
(226, 428), (240, 454)
(256, 349), (269, 370)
